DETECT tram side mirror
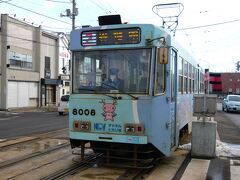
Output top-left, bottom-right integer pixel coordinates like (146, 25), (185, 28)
(158, 47), (168, 64)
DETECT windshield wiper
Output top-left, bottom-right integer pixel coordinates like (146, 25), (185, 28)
(104, 94), (122, 100)
(102, 82), (118, 90)
(126, 93), (138, 100)
(78, 87), (96, 92)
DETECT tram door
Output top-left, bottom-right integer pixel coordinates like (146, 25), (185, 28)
(170, 49), (178, 147)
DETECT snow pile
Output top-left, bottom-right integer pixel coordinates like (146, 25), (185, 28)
(178, 140), (240, 157)
(178, 143), (191, 151)
(216, 140), (240, 157)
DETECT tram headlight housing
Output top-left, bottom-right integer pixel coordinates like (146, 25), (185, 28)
(73, 121), (91, 131)
(124, 123), (144, 135)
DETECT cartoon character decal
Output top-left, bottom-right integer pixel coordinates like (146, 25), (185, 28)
(100, 99), (117, 121)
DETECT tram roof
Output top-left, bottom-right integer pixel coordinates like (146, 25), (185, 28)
(70, 23), (200, 69)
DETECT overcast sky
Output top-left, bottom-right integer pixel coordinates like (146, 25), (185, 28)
(1, 0), (240, 72)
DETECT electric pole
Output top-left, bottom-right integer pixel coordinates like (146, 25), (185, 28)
(60, 0), (78, 30)
(72, 0), (76, 30)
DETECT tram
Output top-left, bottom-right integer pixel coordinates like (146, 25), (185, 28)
(69, 15), (204, 165)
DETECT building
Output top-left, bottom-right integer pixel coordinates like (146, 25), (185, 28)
(221, 73), (240, 95)
(209, 72), (222, 94)
(58, 33), (70, 98)
(208, 72), (240, 95)
(0, 14), (62, 110)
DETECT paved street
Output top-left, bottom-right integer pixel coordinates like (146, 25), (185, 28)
(216, 103), (240, 144)
(0, 111), (68, 139)
(0, 105), (239, 179)
(181, 103), (240, 180)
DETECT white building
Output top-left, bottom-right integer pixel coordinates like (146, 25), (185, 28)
(58, 33), (70, 98)
(0, 14), (61, 110)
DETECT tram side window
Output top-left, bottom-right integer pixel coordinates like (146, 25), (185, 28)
(200, 72), (205, 93)
(155, 52), (165, 95)
(192, 67), (196, 93)
(183, 60), (188, 93)
(178, 57), (183, 94)
(189, 64), (192, 93)
(194, 68), (198, 93)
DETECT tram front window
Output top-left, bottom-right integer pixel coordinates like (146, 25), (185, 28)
(73, 49), (151, 94)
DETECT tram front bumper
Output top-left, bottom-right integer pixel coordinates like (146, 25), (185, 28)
(69, 131), (147, 144)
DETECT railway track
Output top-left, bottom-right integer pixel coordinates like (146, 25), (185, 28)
(0, 128), (68, 149)
(40, 153), (103, 180)
(0, 143), (70, 169)
(0, 129), (190, 179)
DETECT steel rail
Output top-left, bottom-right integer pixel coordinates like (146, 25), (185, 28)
(0, 142), (70, 169)
(40, 153), (103, 180)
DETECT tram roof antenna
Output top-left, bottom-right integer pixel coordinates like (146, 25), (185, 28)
(152, 3), (184, 36)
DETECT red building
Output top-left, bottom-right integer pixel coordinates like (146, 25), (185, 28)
(208, 72), (240, 95)
(221, 73), (240, 94)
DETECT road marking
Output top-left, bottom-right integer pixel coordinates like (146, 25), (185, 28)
(0, 137), (37, 148)
(231, 160), (240, 180)
(0, 116), (20, 121)
(146, 150), (189, 180)
(181, 158), (210, 180)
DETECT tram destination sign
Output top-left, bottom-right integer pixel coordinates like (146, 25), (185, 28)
(81, 28), (140, 46)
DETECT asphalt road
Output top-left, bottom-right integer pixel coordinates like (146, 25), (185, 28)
(0, 111), (68, 139)
(216, 103), (240, 144)
(0, 103), (239, 143)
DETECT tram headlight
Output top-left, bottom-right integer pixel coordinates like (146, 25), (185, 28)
(73, 121), (91, 131)
(124, 123), (144, 135)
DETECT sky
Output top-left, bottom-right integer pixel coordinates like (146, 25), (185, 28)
(1, 0), (240, 72)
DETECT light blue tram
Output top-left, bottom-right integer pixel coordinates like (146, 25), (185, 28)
(69, 15), (204, 164)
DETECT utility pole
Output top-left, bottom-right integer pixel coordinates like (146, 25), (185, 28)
(60, 0), (78, 30)
(72, 0), (76, 30)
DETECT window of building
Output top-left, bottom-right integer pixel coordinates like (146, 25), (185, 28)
(236, 88), (240, 94)
(45, 56), (51, 78)
(68, 59), (71, 71)
(62, 58), (65, 67)
(9, 51), (33, 69)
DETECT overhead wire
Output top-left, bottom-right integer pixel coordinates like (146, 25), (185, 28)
(0, 0), (13, 2)
(1, 32), (68, 49)
(104, 0), (118, 14)
(3, 1), (72, 26)
(1, 15), (71, 34)
(177, 18), (240, 31)
(45, 0), (70, 3)
(89, 0), (109, 14)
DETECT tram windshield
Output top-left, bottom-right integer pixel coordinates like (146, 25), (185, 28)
(73, 49), (151, 94)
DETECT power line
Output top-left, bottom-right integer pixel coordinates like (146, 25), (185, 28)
(177, 18), (240, 31)
(89, 0), (110, 14)
(0, 0), (13, 3)
(1, 16), (70, 34)
(104, 0), (118, 14)
(1, 32), (68, 49)
(3, 1), (72, 26)
(45, 0), (70, 3)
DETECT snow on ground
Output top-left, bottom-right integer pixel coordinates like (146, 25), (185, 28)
(178, 140), (240, 157)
